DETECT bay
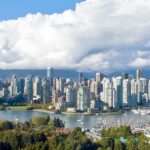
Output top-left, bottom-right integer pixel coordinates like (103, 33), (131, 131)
(0, 110), (150, 129)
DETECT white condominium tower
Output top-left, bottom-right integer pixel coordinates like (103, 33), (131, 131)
(77, 86), (90, 111)
(123, 79), (131, 106)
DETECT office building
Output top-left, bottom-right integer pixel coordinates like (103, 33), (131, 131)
(42, 78), (51, 103)
(24, 75), (33, 103)
(136, 69), (143, 81)
(77, 86), (90, 111)
(33, 76), (42, 101)
(78, 72), (84, 83)
(123, 79), (131, 106)
(66, 86), (77, 107)
(9, 75), (18, 96)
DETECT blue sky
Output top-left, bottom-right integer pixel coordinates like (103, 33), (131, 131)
(0, 0), (83, 20)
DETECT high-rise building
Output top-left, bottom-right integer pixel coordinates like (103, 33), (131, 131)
(55, 77), (60, 91)
(136, 69), (143, 81)
(78, 72), (84, 83)
(59, 78), (66, 94)
(66, 86), (77, 107)
(137, 78), (148, 104)
(47, 67), (54, 79)
(1, 87), (9, 98)
(33, 76), (42, 99)
(107, 82), (116, 108)
(101, 78), (110, 104)
(131, 79), (137, 95)
(122, 73), (129, 80)
(90, 81), (101, 98)
(148, 80), (150, 101)
(52, 89), (61, 104)
(18, 78), (25, 94)
(42, 78), (51, 103)
(9, 75), (18, 96)
(112, 76), (123, 108)
(96, 72), (103, 83)
(101, 78), (117, 109)
(55, 77), (66, 94)
(137, 78), (148, 93)
(47, 67), (54, 86)
(90, 81), (96, 95)
(24, 75), (33, 103)
(123, 79), (131, 106)
(77, 86), (90, 111)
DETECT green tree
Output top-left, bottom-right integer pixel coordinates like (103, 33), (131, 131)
(31, 115), (50, 126)
(114, 139), (123, 150)
(0, 120), (14, 131)
(126, 137), (138, 150)
(137, 134), (150, 150)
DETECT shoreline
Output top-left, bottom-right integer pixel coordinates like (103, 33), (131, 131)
(33, 109), (123, 115)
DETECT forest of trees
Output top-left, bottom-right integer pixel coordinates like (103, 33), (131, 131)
(0, 116), (150, 150)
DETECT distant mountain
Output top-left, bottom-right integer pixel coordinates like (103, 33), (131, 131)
(0, 68), (150, 81)
(109, 69), (150, 79)
(0, 69), (78, 81)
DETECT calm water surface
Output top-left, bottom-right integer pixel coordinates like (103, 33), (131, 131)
(0, 110), (150, 129)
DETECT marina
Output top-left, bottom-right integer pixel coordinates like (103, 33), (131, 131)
(92, 120), (150, 139)
(131, 108), (150, 115)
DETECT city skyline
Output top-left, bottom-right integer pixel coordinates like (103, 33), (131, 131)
(0, 0), (150, 72)
(0, 67), (150, 113)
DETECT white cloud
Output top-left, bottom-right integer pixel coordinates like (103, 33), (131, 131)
(130, 58), (150, 67)
(0, 0), (150, 72)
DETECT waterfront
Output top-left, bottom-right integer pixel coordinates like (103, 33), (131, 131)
(0, 110), (150, 129)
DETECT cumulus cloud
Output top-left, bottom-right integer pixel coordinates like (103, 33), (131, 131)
(0, 0), (150, 72)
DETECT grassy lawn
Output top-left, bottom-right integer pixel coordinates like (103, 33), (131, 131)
(8, 106), (30, 111)
(7, 104), (51, 111)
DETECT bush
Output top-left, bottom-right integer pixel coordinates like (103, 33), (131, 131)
(0, 120), (14, 131)
(31, 116), (50, 126)
(26, 106), (35, 110)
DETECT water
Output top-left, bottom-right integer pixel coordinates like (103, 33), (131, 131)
(0, 110), (150, 129)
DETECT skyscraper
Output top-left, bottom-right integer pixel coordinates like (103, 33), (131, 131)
(101, 77), (110, 104)
(66, 86), (77, 107)
(59, 78), (66, 94)
(24, 75), (33, 103)
(137, 78), (148, 104)
(107, 82), (116, 108)
(101, 78), (117, 109)
(90, 81), (101, 98)
(33, 76), (42, 99)
(9, 75), (18, 96)
(78, 72), (84, 83)
(131, 79), (137, 95)
(18, 78), (25, 94)
(77, 86), (90, 111)
(123, 79), (131, 106)
(122, 73), (129, 80)
(47, 67), (54, 87)
(136, 69), (143, 81)
(112, 76), (123, 108)
(96, 72), (103, 83)
(42, 78), (51, 103)
(148, 80), (150, 101)
(47, 67), (54, 79)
